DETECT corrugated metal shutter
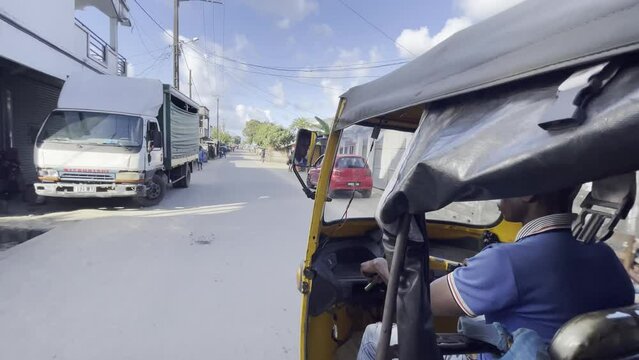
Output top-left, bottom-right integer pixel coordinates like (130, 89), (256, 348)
(11, 76), (60, 184)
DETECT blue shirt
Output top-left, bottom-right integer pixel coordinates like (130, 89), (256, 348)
(448, 215), (634, 342)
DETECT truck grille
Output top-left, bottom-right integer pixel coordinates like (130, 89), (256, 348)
(59, 172), (115, 183)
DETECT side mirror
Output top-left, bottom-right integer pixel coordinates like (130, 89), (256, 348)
(292, 129), (318, 199)
(294, 129), (316, 168)
(152, 130), (163, 148)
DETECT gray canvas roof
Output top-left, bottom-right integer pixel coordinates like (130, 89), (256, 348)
(337, 0), (639, 129)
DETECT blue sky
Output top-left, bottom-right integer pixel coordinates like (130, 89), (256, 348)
(77, 0), (522, 135)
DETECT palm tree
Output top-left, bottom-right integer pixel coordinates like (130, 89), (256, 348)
(313, 117), (331, 135)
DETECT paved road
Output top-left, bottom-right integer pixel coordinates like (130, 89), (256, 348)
(0, 151), (314, 360)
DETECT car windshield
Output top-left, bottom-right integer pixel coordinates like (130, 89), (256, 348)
(324, 125), (501, 224)
(37, 111), (143, 147)
(336, 157), (366, 169)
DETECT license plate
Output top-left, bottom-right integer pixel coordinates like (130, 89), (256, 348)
(75, 185), (96, 193)
(347, 182), (360, 186)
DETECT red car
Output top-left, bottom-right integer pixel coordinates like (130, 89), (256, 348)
(306, 155), (373, 198)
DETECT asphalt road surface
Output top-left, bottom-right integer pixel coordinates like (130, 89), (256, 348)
(0, 151), (318, 360)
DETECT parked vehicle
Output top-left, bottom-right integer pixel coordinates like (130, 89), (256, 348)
(291, 1), (639, 359)
(306, 155), (372, 198)
(33, 74), (200, 206)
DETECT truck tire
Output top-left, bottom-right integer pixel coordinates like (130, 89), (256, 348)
(360, 189), (372, 198)
(174, 164), (191, 188)
(134, 174), (166, 207)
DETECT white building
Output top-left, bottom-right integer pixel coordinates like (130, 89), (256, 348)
(0, 0), (130, 195)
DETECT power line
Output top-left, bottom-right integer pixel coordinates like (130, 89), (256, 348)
(335, 0), (416, 57)
(138, 49), (172, 77)
(222, 63), (379, 79)
(131, 0), (174, 41)
(226, 65), (343, 91)
(221, 57), (407, 73)
(180, 41), (405, 73)
(184, 45), (381, 80)
(127, 44), (171, 58)
(224, 71), (302, 119)
(180, 44), (203, 103)
(223, 68), (318, 118)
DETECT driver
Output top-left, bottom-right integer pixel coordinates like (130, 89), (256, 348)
(357, 187), (635, 360)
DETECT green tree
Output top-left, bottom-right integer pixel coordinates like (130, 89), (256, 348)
(211, 128), (233, 144)
(289, 117), (317, 132)
(314, 117), (331, 135)
(242, 119), (262, 144)
(289, 117), (330, 136)
(233, 136), (242, 145)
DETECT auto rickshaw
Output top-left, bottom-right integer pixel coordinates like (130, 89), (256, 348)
(291, 0), (639, 359)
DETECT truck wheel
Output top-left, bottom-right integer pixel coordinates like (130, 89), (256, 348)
(360, 189), (372, 198)
(174, 165), (191, 188)
(134, 174), (165, 207)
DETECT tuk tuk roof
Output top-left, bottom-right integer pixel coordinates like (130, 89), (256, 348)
(368, 0), (639, 223)
(337, 0), (639, 130)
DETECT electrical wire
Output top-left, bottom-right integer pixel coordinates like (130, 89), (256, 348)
(223, 68), (318, 118)
(335, 0), (416, 57)
(184, 45), (381, 80)
(131, 0), (174, 41)
(180, 44), (203, 103)
(224, 63), (379, 79)
(137, 49), (172, 77)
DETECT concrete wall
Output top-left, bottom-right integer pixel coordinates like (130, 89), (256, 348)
(370, 130), (412, 189)
(0, 0), (125, 80)
(0, 0), (76, 51)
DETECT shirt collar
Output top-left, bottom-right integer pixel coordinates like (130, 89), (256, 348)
(515, 213), (573, 241)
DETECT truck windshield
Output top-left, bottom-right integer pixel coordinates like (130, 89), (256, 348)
(37, 111), (143, 147)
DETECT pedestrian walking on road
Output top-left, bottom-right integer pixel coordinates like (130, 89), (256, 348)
(260, 148), (266, 163)
(197, 147), (205, 170)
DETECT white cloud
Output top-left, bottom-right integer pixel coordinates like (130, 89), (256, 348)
(234, 34), (249, 52)
(235, 104), (272, 123)
(312, 23), (334, 37)
(456, 0), (525, 21)
(315, 46), (383, 111)
(277, 18), (291, 29)
(321, 79), (344, 110)
(432, 17), (472, 46)
(394, 0), (521, 59)
(394, 16), (471, 58)
(268, 81), (286, 107)
(396, 27), (432, 59)
(240, 0), (318, 26)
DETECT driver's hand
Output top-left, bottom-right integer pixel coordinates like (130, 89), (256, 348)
(361, 258), (390, 284)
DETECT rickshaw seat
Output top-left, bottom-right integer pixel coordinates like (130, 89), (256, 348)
(572, 172), (636, 243)
(549, 304), (639, 360)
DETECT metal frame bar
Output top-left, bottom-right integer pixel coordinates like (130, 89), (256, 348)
(376, 213), (411, 360)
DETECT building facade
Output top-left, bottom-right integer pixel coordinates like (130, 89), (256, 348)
(0, 0), (130, 195)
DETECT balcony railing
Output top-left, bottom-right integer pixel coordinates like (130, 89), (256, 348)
(74, 18), (127, 76)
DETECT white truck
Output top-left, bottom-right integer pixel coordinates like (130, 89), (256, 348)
(33, 74), (200, 206)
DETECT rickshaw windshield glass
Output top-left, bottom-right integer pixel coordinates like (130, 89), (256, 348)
(323, 124), (501, 224)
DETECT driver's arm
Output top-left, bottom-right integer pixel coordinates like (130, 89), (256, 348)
(430, 277), (465, 317)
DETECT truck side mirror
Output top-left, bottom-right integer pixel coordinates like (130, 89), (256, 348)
(152, 130), (163, 148)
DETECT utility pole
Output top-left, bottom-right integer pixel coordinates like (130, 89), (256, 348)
(188, 70), (192, 98)
(173, 0), (180, 89)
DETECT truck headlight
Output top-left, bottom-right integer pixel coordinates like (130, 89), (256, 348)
(37, 169), (59, 182)
(115, 171), (144, 183)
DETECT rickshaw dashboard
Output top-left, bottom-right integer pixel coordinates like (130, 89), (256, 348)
(307, 230), (482, 317)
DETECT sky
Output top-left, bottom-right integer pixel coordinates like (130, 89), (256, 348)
(77, 0), (524, 136)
